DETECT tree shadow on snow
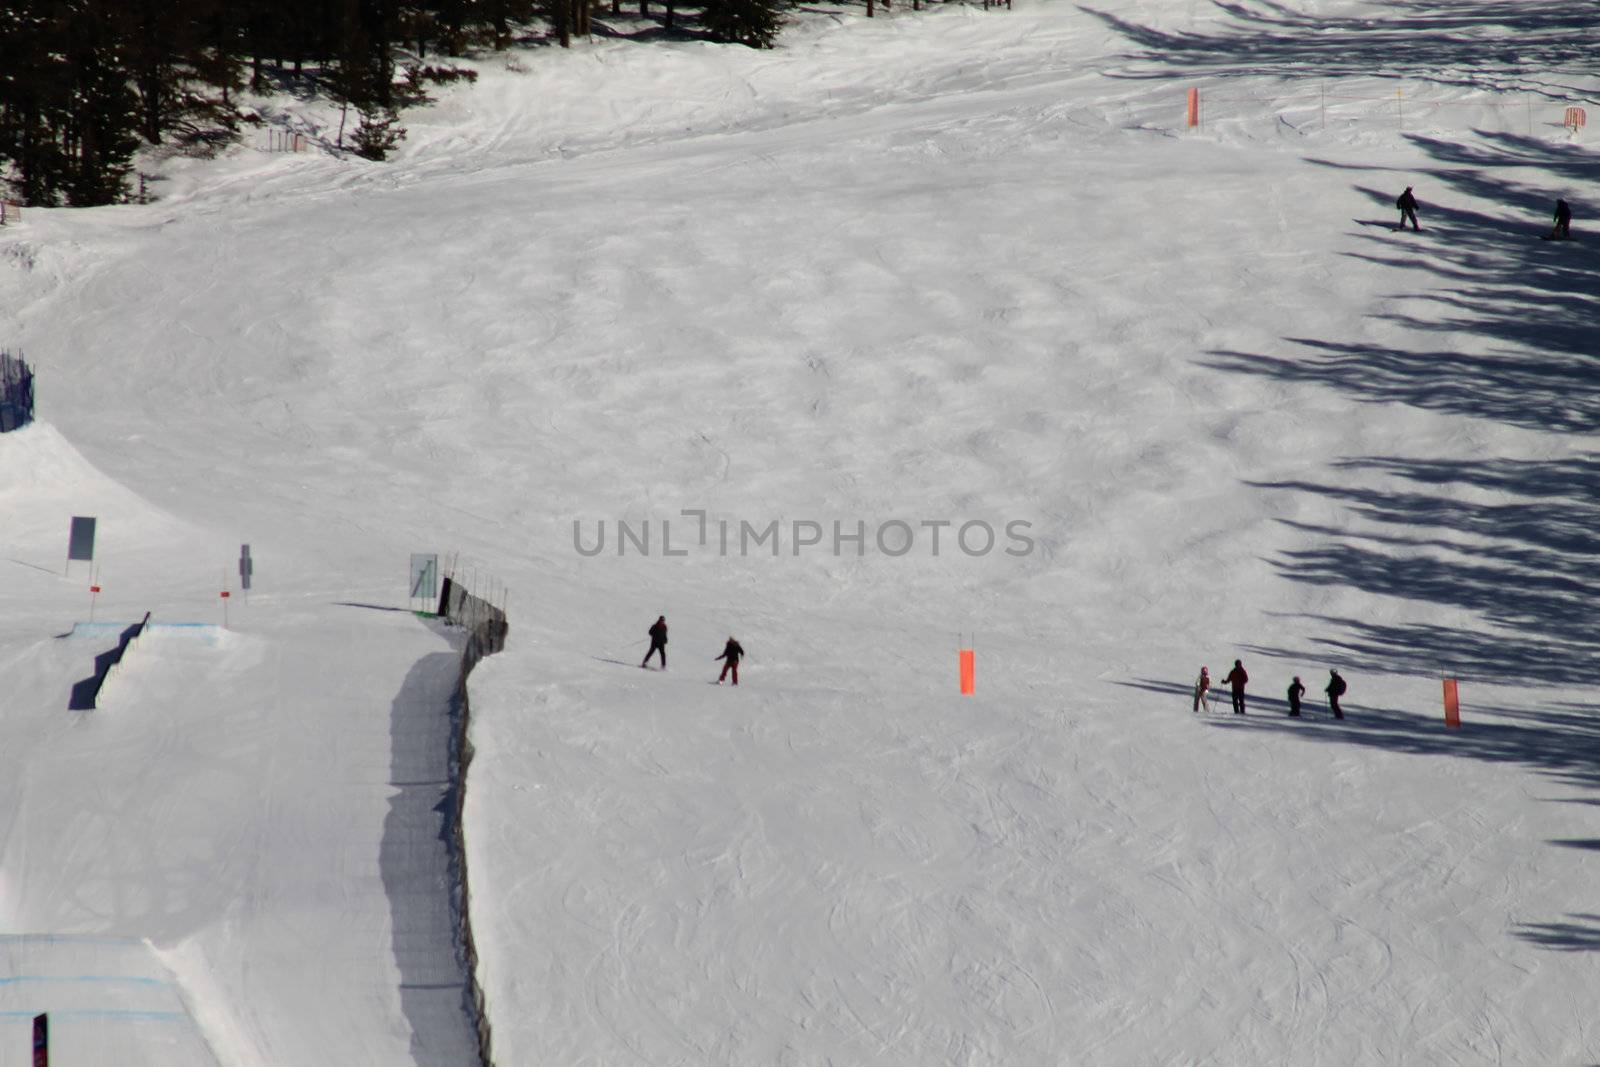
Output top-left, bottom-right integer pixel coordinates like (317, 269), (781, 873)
(1549, 838), (1600, 852)
(1201, 131), (1600, 694)
(1231, 455), (1600, 688)
(1079, 1), (1598, 99)
(1212, 141), (1600, 436)
(1513, 914), (1600, 952)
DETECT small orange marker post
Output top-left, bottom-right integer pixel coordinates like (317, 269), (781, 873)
(959, 645), (975, 696)
(1442, 678), (1460, 729)
(1186, 88), (1199, 128)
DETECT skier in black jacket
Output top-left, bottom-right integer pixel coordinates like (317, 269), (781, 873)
(641, 615), (668, 669)
(1397, 186), (1420, 231)
(1287, 676), (1305, 718)
(716, 637), (745, 685)
(1552, 198), (1572, 239)
(1325, 669), (1346, 719)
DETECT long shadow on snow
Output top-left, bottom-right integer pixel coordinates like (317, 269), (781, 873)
(379, 631), (483, 1065)
(1238, 452), (1600, 687)
(1512, 914), (1600, 952)
(1549, 839), (1600, 852)
(1079, 1), (1598, 98)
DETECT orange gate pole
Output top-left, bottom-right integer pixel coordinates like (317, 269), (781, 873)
(1442, 678), (1460, 729)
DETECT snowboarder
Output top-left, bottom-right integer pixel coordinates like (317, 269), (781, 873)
(715, 636), (745, 685)
(1192, 666), (1211, 713)
(1396, 186), (1420, 231)
(1325, 669), (1346, 719)
(641, 615), (668, 669)
(1222, 659), (1248, 715)
(1287, 676), (1305, 718)
(1552, 198), (1572, 239)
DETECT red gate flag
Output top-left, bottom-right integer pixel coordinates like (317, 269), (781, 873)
(1442, 678), (1460, 729)
(1187, 88), (1200, 127)
(959, 648), (975, 696)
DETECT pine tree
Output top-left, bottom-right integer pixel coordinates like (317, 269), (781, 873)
(328, 0), (408, 159)
(350, 102), (406, 159)
(123, 0), (191, 144)
(0, 0), (137, 206)
(0, 0), (69, 204)
(60, 0), (140, 204)
(702, 0), (783, 49)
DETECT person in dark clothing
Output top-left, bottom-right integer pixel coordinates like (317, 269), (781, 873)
(1397, 186), (1420, 231)
(641, 615), (668, 669)
(1222, 659), (1248, 714)
(716, 636), (745, 685)
(1552, 198), (1572, 239)
(1325, 669), (1346, 719)
(1287, 676), (1305, 718)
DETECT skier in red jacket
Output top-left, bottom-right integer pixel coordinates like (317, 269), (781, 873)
(1222, 659), (1248, 714)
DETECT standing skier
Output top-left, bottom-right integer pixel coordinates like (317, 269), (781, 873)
(1192, 666), (1211, 713)
(1552, 198), (1572, 239)
(1397, 186), (1420, 231)
(1222, 659), (1248, 715)
(1325, 669), (1347, 719)
(641, 615), (668, 669)
(1287, 676), (1305, 718)
(715, 636), (745, 685)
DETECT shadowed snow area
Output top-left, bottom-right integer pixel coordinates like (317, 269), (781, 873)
(2, 0), (1598, 1062)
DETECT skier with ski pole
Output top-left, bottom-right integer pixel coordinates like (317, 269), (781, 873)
(1192, 666), (1211, 713)
(1325, 669), (1346, 719)
(1396, 186), (1421, 231)
(715, 636), (745, 685)
(1222, 659), (1248, 715)
(641, 615), (668, 669)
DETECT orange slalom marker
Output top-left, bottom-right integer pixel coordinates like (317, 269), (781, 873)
(1442, 678), (1461, 729)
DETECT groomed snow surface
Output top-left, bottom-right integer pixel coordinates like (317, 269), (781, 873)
(3, 0), (1598, 1063)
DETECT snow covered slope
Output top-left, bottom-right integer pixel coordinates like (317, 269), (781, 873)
(2, 0), (1598, 1063)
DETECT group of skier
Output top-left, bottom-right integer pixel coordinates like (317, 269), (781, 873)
(637, 618), (1355, 712)
(1193, 660), (1346, 719)
(1395, 185), (1573, 240)
(641, 615), (746, 685)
